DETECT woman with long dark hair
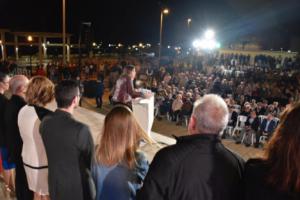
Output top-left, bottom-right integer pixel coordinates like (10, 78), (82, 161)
(243, 103), (300, 199)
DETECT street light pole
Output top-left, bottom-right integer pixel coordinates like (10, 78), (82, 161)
(78, 22), (92, 70)
(158, 8), (169, 67)
(62, 0), (66, 66)
(27, 36), (33, 72)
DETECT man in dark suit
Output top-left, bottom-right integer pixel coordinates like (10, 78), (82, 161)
(137, 94), (244, 200)
(40, 80), (95, 200)
(4, 75), (33, 200)
(255, 113), (277, 148)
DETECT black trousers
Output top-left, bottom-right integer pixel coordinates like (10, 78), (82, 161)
(95, 95), (103, 108)
(15, 160), (33, 200)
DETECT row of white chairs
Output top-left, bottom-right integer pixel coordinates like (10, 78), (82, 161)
(225, 114), (280, 146)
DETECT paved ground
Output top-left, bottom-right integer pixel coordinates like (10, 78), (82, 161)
(81, 97), (264, 160)
(0, 96), (264, 199)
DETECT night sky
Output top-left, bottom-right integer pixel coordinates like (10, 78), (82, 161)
(1, 0), (300, 46)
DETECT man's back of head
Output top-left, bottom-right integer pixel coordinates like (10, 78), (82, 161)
(55, 80), (80, 111)
(138, 94), (244, 200)
(189, 94), (229, 135)
(9, 75), (29, 97)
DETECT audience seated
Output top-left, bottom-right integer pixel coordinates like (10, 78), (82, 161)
(242, 111), (260, 146)
(171, 94), (183, 122)
(255, 113), (277, 148)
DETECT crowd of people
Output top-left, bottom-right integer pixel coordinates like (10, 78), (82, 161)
(1, 69), (300, 200)
(119, 54), (300, 148)
(0, 51), (300, 199)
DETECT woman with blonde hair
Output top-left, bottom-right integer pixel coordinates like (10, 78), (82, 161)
(18, 76), (55, 200)
(92, 105), (153, 200)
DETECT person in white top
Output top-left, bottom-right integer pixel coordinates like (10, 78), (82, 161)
(171, 94), (183, 121)
(18, 76), (55, 200)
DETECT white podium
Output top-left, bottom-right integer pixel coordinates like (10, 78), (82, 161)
(132, 95), (155, 137)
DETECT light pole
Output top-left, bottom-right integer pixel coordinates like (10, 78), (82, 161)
(0, 40), (3, 61)
(62, 0), (66, 66)
(78, 22), (92, 69)
(158, 8), (169, 67)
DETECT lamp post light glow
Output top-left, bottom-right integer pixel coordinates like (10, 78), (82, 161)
(163, 9), (169, 14)
(27, 35), (33, 42)
(187, 18), (192, 29)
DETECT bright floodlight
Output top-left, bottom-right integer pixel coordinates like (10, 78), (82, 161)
(193, 40), (201, 48)
(204, 30), (215, 40)
(193, 39), (220, 50)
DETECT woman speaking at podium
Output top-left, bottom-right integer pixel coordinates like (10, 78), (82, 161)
(112, 65), (151, 109)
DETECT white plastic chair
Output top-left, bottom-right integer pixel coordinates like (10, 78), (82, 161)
(273, 117), (280, 125)
(258, 115), (267, 124)
(224, 125), (234, 137)
(259, 133), (268, 144)
(232, 115), (247, 137)
(259, 118), (280, 144)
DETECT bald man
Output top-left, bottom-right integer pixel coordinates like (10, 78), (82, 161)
(137, 94), (245, 200)
(4, 75), (33, 200)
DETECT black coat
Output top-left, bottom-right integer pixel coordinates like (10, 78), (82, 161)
(137, 134), (245, 200)
(0, 93), (8, 147)
(4, 95), (26, 163)
(40, 109), (94, 200)
(243, 159), (300, 200)
(245, 117), (260, 132)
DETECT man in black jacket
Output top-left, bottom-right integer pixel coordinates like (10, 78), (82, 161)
(0, 72), (9, 151)
(4, 75), (33, 200)
(40, 80), (95, 200)
(137, 94), (244, 200)
(0, 72), (13, 188)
